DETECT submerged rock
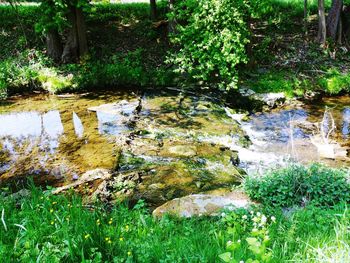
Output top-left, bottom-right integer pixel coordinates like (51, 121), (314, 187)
(152, 190), (251, 218)
(88, 99), (140, 116)
(167, 145), (197, 157)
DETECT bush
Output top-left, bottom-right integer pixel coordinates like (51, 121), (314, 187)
(0, 51), (74, 96)
(168, 0), (250, 90)
(244, 164), (350, 207)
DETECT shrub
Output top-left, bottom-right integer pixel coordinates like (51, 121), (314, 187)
(244, 164), (350, 207)
(168, 0), (250, 90)
(219, 208), (277, 263)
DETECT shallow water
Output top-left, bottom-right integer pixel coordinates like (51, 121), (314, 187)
(239, 96), (350, 172)
(1, 92), (350, 190)
(0, 92), (136, 185)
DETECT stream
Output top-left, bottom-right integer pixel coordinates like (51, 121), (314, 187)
(1, 91), (349, 206)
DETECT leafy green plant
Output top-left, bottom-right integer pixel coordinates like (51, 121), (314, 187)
(168, 0), (250, 90)
(244, 164), (350, 207)
(219, 208), (276, 263)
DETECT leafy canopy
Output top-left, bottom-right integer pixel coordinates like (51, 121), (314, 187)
(168, 0), (250, 90)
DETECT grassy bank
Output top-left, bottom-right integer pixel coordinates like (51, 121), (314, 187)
(1, 0), (350, 99)
(1, 164), (350, 262)
(0, 2), (174, 98)
(247, 0), (350, 97)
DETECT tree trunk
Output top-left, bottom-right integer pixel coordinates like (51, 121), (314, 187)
(304, 0), (308, 36)
(327, 0), (343, 41)
(150, 0), (157, 21)
(76, 7), (88, 57)
(46, 29), (63, 62)
(62, 6), (88, 63)
(168, 0), (177, 34)
(62, 7), (78, 63)
(344, 6), (350, 41)
(318, 0), (327, 45)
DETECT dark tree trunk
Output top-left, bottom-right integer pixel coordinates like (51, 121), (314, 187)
(76, 7), (88, 57)
(62, 6), (88, 63)
(46, 29), (63, 62)
(150, 0), (157, 21)
(327, 0), (343, 41)
(318, 0), (327, 45)
(344, 6), (350, 41)
(62, 7), (78, 63)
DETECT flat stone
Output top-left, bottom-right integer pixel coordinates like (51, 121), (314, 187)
(168, 145), (197, 157)
(88, 100), (139, 116)
(152, 191), (251, 218)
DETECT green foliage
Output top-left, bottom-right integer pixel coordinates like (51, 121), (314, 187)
(0, 186), (349, 262)
(219, 208), (276, 262)
(168, 0), (250, 90)
(319, 69), (350, 94)
(271, 205), (350, 262)
(0, 51), (73, 96)
(63, 49), (174, 89)
(0, 49), (174, 98)
(244, 70), (307, 97)
(0, 3), (173, 96)
(88, 2), (167, 24)
(244, 164), (350, 207)
(0, 187), (223, 262)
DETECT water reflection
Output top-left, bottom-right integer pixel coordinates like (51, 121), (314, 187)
(73, 112), (84, 138)
(0, 108), (126, 178)
(249, 109), (309, 143)
(342, 108), (350, 138)
(96, 111), (130, 135)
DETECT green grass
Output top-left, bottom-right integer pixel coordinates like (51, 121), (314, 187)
(0, 180), (349, 262)
(0, 187), (226, 262)
(242, 70), (307, 97)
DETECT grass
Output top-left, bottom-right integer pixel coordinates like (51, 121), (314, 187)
(0, 178), (349, 262)
(271, 205), (350, 262)
(0, 186), (226, 262)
